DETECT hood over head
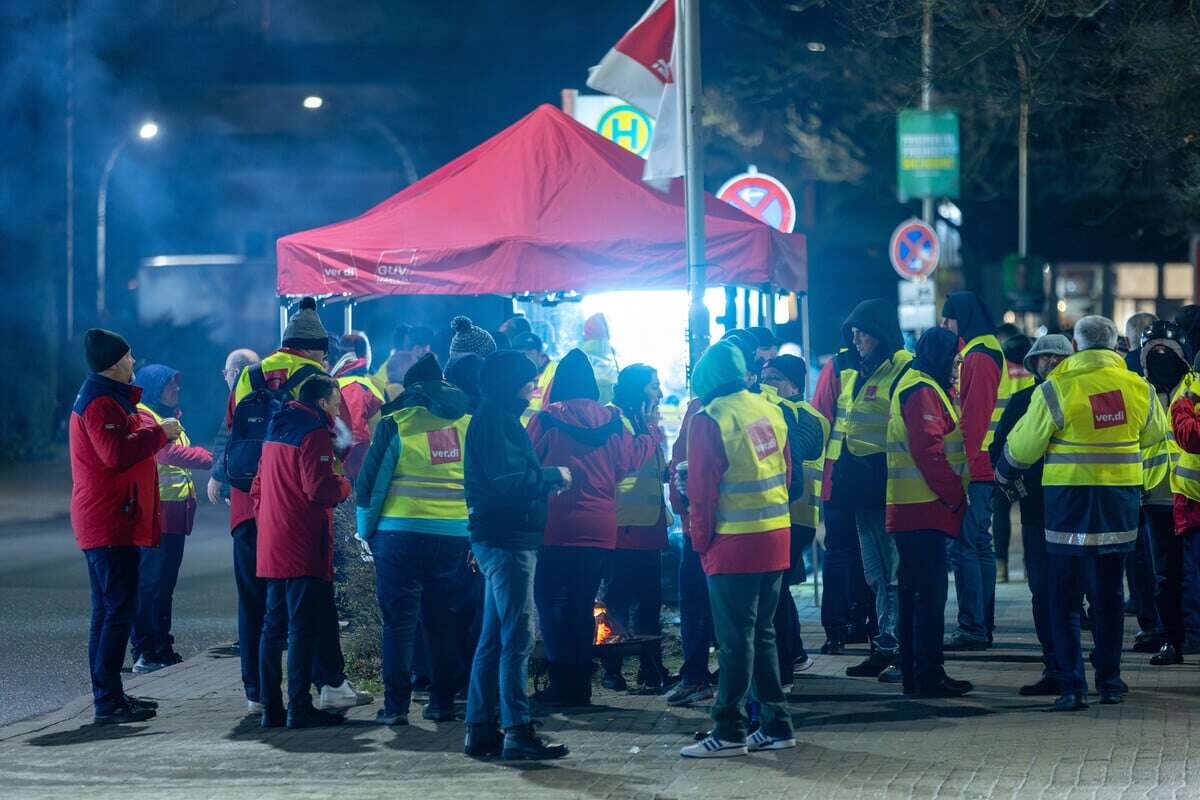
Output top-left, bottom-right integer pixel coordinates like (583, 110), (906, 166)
(546, 349), (599, 404)
(692, 341), (747, 403)
(841, 298), (904, 356)
(911, 328), (959, 391)
(480, 350), (538, 413)
(537, 399), (623, 447)
(134, 364), (180, 413)
(403, 353), (443, 388)
(940, 291), (996, 343)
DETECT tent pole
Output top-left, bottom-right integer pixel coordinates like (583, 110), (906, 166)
(343, 299), (354, 335)
(800, 291), (811, 372)
(742, 288), (750, 328)
(278, 297), (289, 343)
(682, 0), (708, 374)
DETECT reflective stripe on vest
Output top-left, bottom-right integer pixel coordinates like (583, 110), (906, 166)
(233, 350), (325, 405)
(704, 391), (792, 535)
(611, 408), (668, 527)
(777, 397), (829, 528)
(380, 407), (472, 522)
(1170, 381), (1200, 501)
(959, 334), (1012, 450)
(884, 371), (968, 508)
(828, 350), (913, 460)
(137, 403), (194, 502)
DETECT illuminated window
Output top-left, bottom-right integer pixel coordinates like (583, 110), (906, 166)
(1113, 262), (1158, 298)
(1164, 263), (1193, 300)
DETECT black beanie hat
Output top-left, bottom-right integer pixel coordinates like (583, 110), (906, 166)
(403, 353), (443, 387)
(765, 355), (807, 396)
(84, 328), (131, 373)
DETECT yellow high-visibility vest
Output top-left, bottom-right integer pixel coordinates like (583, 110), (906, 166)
(610, 408), (669, 527)
(960, 334), (1012, 451)
(379, 407), (472, 522)
(828, 349), (913, 461)
(776, 396), (829, 528)
(521, 360), (558, 426)
(136, 403), (195, 502)
(1169, 378), (1200, 501)
(233, 350), (325, 405)
(884, 370), (968, 507)
(704, 390), (792, 536)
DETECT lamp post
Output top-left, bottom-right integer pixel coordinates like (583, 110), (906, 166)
(96, 120), (158, 318)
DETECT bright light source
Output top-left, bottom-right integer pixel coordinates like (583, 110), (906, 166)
(303, 95), (324, 110)
(1056, 299), (1068, 312)
(806, 42), (826, 52)
(937, 200), (962, 226)
(137, 122), (159, 140)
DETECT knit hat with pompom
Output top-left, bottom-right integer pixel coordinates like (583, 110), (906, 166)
(282, 297), (330, 352)
(448, 315), (497, 361)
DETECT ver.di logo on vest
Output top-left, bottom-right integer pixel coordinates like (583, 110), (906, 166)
(746, 419), (780, 461)
(427, 429), (462, 465)
(1089, 390), (1127, 429)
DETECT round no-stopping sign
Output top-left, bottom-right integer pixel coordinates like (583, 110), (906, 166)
(717, 170), (796, 233)
(890, 219), (940, 281)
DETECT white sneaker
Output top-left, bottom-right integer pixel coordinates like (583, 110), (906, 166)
(680, 735), (748, 759)
(747, 729), (797, 752)
(247, 700), (264, 714)
(793, 656), (816, 673)
(316, 680), (374, 711)
(132, 655), (167, 674)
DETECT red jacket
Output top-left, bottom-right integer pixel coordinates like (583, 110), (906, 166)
(1170, 394), (1200, 535)
(528, 399), (661, 550)
(616, 513), (669, 550)
(251, 402), (351, 580)
(958, 345), (1002, 482)
(812, 355), (845, 502)
(685, 408), (792, 576)
(136, 408), (212, 535)
(335, 358), (383, 481)
(69, 374), (168, 550)
(885, 384), (967, 537)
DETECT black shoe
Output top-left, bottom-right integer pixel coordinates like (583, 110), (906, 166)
(124, 695), (158, 710)
(1132, 631), (1162, 653)
(845, 651), (892, 678)
(1098, 689), (1123, 705)
(601, 671), (628, 692)
(464, 723), (504, 758)
(422, 705), (457, 722)
(915, 678), (973, 698)
(286, 705), (346, 729)
(820, 640), (844, 656)
(501, 723), (569, 760)
(1050, 693), (1088, 712)
(94, 703), (156, 725)
(877, 666), (904, 684)
(1151, 644), (1183, 666)
(1019, 676), (1061, 697)
(943, 632), (989, 651)
(261, 707), (286, 728)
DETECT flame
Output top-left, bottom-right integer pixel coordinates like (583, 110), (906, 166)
(593, 603), (617, 645)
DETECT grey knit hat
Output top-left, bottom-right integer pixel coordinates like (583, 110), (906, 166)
(449, 315), (497, 360)
(1023, 333), (1073, 374)
(283, 297), (330, 352)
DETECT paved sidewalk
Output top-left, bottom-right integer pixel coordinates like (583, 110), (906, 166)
(2, 581), (1197, 800)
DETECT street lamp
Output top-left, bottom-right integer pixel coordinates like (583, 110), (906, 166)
(303, 95), (324, 109)
(96, 120), (158, 318)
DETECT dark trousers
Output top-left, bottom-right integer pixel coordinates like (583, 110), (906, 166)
(1147, 508), (1185, 649)
(1129, 512), (1160, 634)
(84, 546), (140, 715)
(708, 571), (792, 743)
(774, 584), (805, 675)
(821, 504), (873, 641)
(534, 545), (608, 666)
(601, 548), (665, 685)
(1021, 525), (1059, 681)
(1181, 531), (1200, 642)
(894, 531), (948, 691)
(232, 521), (267, 703)
(678, 534), (715, 685)
(1049, 551), (1125, 695)
(993, 491), (1013, 563)
(259, 577), (337, 712)
(372, 532), (472, 716)
(131, 532), (187, 660)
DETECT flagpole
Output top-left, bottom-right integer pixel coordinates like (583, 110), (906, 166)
(681, 0), (708, 373)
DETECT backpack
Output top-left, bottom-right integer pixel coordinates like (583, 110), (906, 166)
(222, 364), (322, 491)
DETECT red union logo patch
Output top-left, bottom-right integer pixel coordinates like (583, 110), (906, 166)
(1089, 390), (1127, 429)
(746, 418), (780, 461)
(427, 428), (462, 465)
(864, 385), (878, 401)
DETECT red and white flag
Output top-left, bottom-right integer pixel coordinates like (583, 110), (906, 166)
(587, 0), (684, 183)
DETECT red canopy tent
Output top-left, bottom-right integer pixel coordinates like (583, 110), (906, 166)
(276, 104), (805, 297)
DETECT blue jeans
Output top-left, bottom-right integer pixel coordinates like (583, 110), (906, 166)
(259, 577), (335, 712)
(855, 509), (898, 654)
(951, 482), (996, 641)
(372, 532), (472, 716)
(894, 531), (948, 691)
(820, 504), (873, 641)
(84, 546), (140, 715)
(466, 544), (537, 730)
(1049, 551), (1125, 696)
(131, 532), (186, 660)
(678, 534), (714, 685)
(1021, 525), (1059, 681)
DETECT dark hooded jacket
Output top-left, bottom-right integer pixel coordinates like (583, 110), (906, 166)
(888, 327), (967, 537)
(829, 299), (909, 508)
(942, 291), (1002, 481)
(464, 350), (565, 549)
(527, 349), (662, 549)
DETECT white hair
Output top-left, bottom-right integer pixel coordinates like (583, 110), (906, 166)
(1124, 312), (1157, 344)
(1074, 315), (1119, 351)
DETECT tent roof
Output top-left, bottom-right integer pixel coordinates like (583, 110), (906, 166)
(276, 104), (806, 297)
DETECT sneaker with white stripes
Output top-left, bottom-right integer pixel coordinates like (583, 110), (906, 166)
(680, 735), (748, 759)
(747, 729), (797, 751)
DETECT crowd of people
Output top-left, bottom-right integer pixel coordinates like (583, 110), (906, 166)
(66, 289), (1200, 760)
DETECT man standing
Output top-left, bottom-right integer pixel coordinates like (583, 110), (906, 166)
(680, 341), (795, 759)
(512, 332), (558, 426)
(70, 329), (181, 724)
(253, 375), (353, 728)
(941, 291), (1007, 650)
(208, 348), (259, 507)
(998, 316), (1168, 710)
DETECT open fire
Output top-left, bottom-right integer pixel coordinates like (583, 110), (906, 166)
(593, 602), (626, 645)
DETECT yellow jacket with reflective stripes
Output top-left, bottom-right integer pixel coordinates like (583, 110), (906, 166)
(704, 391), (792, 535)
(611, 408), (669, 527)
(827, 349), (913, 461)
(1000, 348), (1167, 551)
(136, 403), (195, 502)
(885, 371), (968, 507)
(776, 396), (829, 528)
(380, 407), (471, 523)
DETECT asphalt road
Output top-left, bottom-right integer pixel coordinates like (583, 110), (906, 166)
(0, 502), (238, 726)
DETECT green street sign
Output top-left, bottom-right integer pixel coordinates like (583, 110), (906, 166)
(897, 109), (960, 201)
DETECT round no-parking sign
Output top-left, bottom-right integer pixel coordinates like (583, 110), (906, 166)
(889, 219), (940, 281)
(717, 170), (796, 233)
